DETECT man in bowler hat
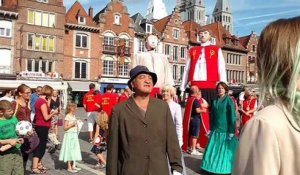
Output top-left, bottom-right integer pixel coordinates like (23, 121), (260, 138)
(107, 65), (183, 175)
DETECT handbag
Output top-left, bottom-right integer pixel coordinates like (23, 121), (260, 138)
(22, 130), (40, 154)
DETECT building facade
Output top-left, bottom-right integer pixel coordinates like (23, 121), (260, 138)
(94, 0), (135, 92)
(15, 0), (65, 77)
(177, 0), (206, 26)
(153, 8), (189, 86)
(64, 2), (100, 93)
(0, 0), (18, 75)
(239, 31), (258, 84)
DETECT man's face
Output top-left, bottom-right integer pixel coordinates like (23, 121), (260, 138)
(131, 74), (153, 94)
(199, 31), (211, 43)
(146, 35), (158, 49)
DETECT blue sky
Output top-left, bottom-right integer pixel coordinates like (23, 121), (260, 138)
(65, 0), (300, 37)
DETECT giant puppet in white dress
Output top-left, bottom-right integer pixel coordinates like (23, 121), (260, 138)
(134, 34), (174, 97)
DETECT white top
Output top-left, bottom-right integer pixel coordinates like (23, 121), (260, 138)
(64, 114), (78, 133)
(134, 51), (174, 88)
(180, 41), (227, 91)
(0, 96), (14, 102)
(168, 100), (183, 147)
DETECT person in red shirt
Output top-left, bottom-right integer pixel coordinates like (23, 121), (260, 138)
(118, 87), (131, 103)
(83, 83), (99, 142)
(101, 85), (119, 118)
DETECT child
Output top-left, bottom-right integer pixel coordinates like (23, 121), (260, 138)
(0, 100), (24, 175)
(59, 103), (82, 173)
(91, 111), (108, 169)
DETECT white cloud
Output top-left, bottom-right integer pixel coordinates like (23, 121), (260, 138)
(236, 9), (300, 21)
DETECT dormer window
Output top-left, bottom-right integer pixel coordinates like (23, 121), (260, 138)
(145, 24), (152, 34)
(78, 16), (86, 25)
(114, 14), (120, 25)
(173, 28), (180, 39)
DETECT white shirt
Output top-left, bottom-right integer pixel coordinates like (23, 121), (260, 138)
(134, 51), (174, 88)
(180, 41), (227, 91)
(0, 96), (14, 102)
(167, 100), (183, 147)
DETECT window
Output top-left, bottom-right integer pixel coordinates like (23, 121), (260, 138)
(76, 34), (88, 48)
(211, 37), (216, 45)
(28, 10), (55, 27)
(27, 33), (55, 52)
(118, 58), (130, 77)
(0, 49), (12, 73)
(180, 66), (185, 80)
(114, 14), (120, 25)
(252, 45), (256, 52)
(146, 24), (152, 33)
(180, 47), (186, 58)
(173, 65), (178, 80)
(104, 36), (115, 46)
(0, 20), (12, 37)
(27, 59), (53, 73)
(173, 46), (178, 61)
(0, 0), (2, 6)
(37, 0), (48, 3)
(165, 44), (170, 55)
(74, 61), (87, 79)
(103, 58), (114, 76)
(138, 39), (145, 52)
(78, 16), (86, 25)
(173, 28), (180, 39)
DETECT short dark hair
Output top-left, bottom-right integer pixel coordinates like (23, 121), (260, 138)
(89, 83), (95, 90)
(106, 84), (114, 91)
(3, 89), (13, 95)
(216, 81), (229, 93)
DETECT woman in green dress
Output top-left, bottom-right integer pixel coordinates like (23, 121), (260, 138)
(201, 82), (238, 174)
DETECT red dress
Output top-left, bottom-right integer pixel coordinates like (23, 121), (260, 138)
(197, 98), (210, 149)
(241, 99), (256, 127)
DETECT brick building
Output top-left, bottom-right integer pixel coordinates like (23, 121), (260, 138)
(239, 31), (258, 84)
(0, 0), (18, 75)
(14, 0), (65, 77)
(64, 1), (100, 94)
(153, 8), (189, 86)
(93, 0), (135, 93)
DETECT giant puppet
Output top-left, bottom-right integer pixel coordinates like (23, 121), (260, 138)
(181, 28), (227, 152)
(134, 34), (174, 97)
(180, 28), (227, 104)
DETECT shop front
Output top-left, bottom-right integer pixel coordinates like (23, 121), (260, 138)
(100, 77), (129, 94)
(67, 81), (100, 107)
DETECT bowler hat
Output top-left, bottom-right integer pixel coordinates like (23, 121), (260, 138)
(128, 65), (157, 90)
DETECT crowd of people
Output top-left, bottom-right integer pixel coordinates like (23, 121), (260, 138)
(1, 16), (300, 175)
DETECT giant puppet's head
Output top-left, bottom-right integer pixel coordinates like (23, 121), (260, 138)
(198, 28), (213, 44)
(145, 34), (159, 51)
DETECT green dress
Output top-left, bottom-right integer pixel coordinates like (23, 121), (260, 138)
(59, 114), (82, 162)
(201, 95), (238, 174)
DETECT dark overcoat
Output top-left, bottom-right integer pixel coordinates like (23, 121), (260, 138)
(106, 97), (183, 175)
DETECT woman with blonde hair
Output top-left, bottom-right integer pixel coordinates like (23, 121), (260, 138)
(59, 103), (82, 173)
(32, 85), (58, 174)
(91, 111), (109, 169)
(161, 85), (186, 175)
(233, 16), (300, 175)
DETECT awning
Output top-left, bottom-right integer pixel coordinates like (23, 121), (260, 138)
(67, 81), (95, 92)
(0, 80), (68, 90)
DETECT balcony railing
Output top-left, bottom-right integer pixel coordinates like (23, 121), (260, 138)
(103, 44), (130, 56)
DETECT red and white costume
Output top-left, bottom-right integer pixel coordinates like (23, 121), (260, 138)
(180, 41), (226, 91)
(197, 97), (210, 149)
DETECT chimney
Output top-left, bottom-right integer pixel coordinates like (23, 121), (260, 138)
(88, 7), (93, 18)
